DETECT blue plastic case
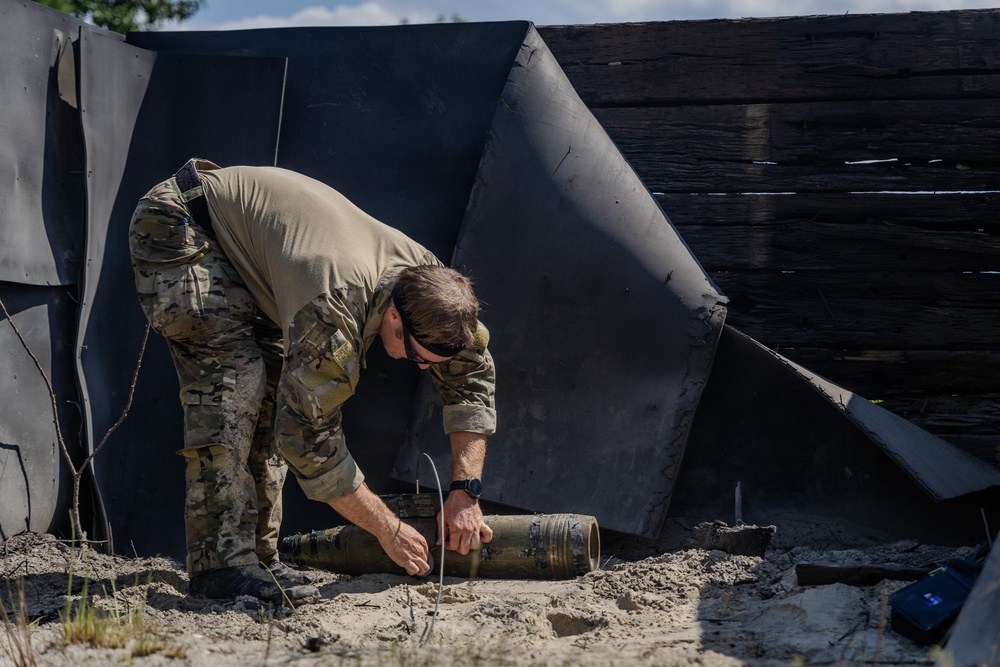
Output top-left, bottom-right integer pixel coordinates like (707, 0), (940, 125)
(889, 558), (983, 645)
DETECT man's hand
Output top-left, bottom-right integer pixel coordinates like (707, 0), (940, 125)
(328, 482), (430, 576)
(439, 431), (492, 555)
(375, 519), (431, 576)
(437, 491), (493, 555)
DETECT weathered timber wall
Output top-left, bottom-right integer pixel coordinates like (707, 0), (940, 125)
(539, 9), (1000, 467)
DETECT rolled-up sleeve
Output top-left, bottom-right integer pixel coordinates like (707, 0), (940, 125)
(275, 391), (364, 501)
(430, 322), (497, 436)
(276, 295), (365, 502)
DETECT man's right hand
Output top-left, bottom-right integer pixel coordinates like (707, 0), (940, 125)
(375, 519), (430, 576)
(327, 482), (430, 576)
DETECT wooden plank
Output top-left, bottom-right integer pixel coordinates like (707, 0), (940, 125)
(663, 192), (1000, 273)
(676, 219), (1000, 273)
(658, 192), (1000, 231)
(536, 12), (1000, 446)
(714, 271), (1000, 349)
(593, 100), (1000, 193)
(878, 394), (1000, 434)
(539, 10), (1000, 106)
(771, 351), (1000, 453)
(779, 348), (1000, 396)
(934, 434), (1000, 467)
(639, 158), (999, 195)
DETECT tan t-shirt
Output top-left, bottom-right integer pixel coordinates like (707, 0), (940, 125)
(194, 165), (495, 501)
(200, 165), (436, 335)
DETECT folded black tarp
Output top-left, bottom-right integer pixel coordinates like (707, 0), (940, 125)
(0, 2), (83, 288)
(397, 27), (727, 537)
(941, 535), (1000, 666)
(106, 18), (731, 542)
(0, 286), (78, 540)
(673, 327), (1000, 542)
(0, 1), (86, 539)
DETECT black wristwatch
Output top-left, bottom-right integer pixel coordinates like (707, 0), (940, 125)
(449, 478), (483, 499)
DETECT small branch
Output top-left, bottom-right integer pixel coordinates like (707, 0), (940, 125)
(81, 323), (151, 471)
(2, 294), (151, 547)
(0, 296), (74, 472)
(72, 322), (151, 547)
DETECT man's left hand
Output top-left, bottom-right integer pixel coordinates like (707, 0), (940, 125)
(437, 491), (493, 555)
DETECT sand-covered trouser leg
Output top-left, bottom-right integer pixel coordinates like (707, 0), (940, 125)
(248, 318), (287, 566)
(128, 175), (266, 576)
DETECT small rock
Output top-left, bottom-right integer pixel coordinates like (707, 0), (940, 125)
(691, 520), (777, 557)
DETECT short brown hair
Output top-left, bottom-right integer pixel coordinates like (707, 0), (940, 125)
(393, 265), (479, 353)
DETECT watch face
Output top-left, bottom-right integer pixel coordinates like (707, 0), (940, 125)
(467, 478), (483, 498)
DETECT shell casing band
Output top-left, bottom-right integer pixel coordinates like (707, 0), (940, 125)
(279, 512), (601, 579)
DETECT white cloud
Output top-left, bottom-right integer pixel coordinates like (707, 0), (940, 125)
(178, 2), (435, 31)
(171, 0), (1000, 32)
(709, 0), (999, 18)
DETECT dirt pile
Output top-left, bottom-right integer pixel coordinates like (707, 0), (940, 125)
(0, 523), (976, 666)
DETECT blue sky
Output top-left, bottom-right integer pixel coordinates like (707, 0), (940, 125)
(173, 0), (1000, 30)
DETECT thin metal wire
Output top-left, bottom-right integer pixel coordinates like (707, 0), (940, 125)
(982, 507), (993, 549)
(418, 452), (446, 647)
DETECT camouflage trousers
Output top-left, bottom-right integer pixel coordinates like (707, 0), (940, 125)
(128, 173), (286, 575)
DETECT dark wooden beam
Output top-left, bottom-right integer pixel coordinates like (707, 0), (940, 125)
(592, 99), (1000, 193)
(540, 11), (1000, 106)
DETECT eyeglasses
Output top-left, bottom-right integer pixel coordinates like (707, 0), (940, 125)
(402, 327), (435, 365)
(392, 283), (463, 365)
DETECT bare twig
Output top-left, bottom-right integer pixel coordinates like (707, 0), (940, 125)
(1, 294), (150, 545)
(88, 323), (150, 464)
(72, 323), (151, 538)
(0, 296), (73, 475)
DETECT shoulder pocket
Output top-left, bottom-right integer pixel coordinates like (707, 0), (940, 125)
(283, 336), (360, 425)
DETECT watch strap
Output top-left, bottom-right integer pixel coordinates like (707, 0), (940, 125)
(449, 478), (482, 498)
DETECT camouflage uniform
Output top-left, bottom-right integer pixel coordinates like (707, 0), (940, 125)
(128, 159), (496, 576)
(128, 167), (286, 573)
(276, 280), (495, 502)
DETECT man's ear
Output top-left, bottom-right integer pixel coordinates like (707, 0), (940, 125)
(386, 302), (401, 323)
(386, 303), (404, 339)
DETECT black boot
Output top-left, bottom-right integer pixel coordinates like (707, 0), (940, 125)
(189, 565), (319, 604)
(263, 560), (323, 586)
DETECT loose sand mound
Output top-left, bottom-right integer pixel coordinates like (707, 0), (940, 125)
(0, 518), (977, 666)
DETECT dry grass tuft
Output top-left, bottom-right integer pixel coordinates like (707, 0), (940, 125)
(0, 581), (39, 667)
(60, 566), (181, 658)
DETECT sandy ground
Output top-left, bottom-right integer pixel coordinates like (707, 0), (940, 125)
(0, 516), (977, 667)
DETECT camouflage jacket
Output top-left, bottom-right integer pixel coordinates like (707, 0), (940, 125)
(198, 165), (496, 501)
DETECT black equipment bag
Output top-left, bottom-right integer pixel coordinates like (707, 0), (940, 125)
(889, 558), (983, 645)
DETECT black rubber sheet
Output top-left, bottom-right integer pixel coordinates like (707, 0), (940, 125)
(763, 332), (1000, 502)
(0, 286), (79, 540)
(76, 29), (285, 554)
(128, 22), (528, 263)
(0, 0), (87, 541)
(941, 536), (1000, 665)
(0, 1), (84, 286)
(397, 28), (728, 538)
(673, 326), (1000, 543)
